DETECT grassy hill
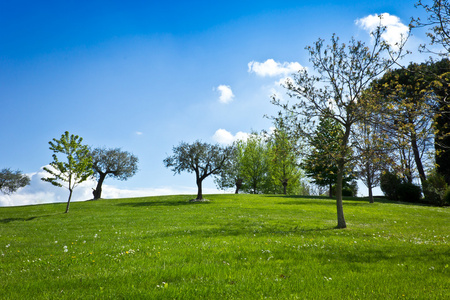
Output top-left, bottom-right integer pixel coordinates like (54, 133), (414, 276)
(0, 194), (448, 299)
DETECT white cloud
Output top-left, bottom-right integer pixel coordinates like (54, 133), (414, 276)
(212, 129), (249, 145)
(216, 85), (234, 104)
(0, 166), (224, 207)
(356, 13), (409, 47)
(135, 131), (143, 135)
(248, 59), (304, 77)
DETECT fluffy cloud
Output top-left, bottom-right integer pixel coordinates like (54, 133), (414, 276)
(356, 13), (409, 47)
(216, 85), (235, 104)
(248, 59), (304, 77)
(212, 129), (249, 145)
(0, 167), (222, 207)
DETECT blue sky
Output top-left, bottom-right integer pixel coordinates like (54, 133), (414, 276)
(0, 1), (431, 206)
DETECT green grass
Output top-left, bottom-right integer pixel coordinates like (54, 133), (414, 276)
(0, 194), (448, 299)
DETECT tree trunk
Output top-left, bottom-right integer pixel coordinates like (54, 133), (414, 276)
(235, 178), (243, 194)
(65, 188), (73, 213)
(93, 172), (106, 200)
(411, 133), (426, 190)
(329, 183), (333, 198)
(283, 180), (288, 195)
(368, 185), (374, 203)
(336, 166), (347, 229)
(196, 177), (203, 200)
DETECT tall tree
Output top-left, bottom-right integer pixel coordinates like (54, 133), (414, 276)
(42, 131), (93, 213)
(369, 63), (437, 192)
(90, 147), (139, 199)
(163, 141), (232, 201)
(272, 26), (407, 228)
(0, 168), (30, 195)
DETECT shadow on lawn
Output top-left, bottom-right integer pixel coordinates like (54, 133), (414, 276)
(0, 214), (61, 224)
(117, 200), (211, 208)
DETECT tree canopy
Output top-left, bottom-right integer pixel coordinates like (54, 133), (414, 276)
(0, 168), (30, 195)
(90, 147), (139, 199)
(163, 141), (233, 200)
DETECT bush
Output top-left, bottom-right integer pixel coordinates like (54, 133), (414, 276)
(443, 187), (450, 206)
(424, 169), (449, 206)
(380, 171), (402, 201)
(397, 182), (422, 203)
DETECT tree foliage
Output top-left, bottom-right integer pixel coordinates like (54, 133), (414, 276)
(163, 141), (233, 200)
(41, 131), (93, 213)
(267, 125), (302, 195)
(302, 116), (354, 198)
(368, 62), (436, 192)
(415, 0), (450, 55)
(0, 168), (30, 195)
(90, 147), (139, 199)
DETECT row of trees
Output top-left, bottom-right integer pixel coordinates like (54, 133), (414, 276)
(165, 1), (450, 229)
(41, 131), (139, 213)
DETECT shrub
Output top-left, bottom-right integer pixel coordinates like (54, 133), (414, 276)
(443, 187), (450, 206)
(397, 182), (422, 203)
(380, 171), (402, 201)
(424, 169), (449, 206)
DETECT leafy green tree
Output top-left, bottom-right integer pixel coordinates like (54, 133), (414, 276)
(41, 131), (93, 213)
(268, 126), (302, 195)
(163, 141), (233, 200)
(369, 62), (437, 192)
(302, 116), (354, 198)
(0, 168), (30, 194)
(272, 26), (407, 228)
(238, 134), (271, 194)
(214, 144), (245, 194)
(90, 147), (139, 199)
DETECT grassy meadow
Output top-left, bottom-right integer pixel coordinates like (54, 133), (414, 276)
(0, 194), (448, 299)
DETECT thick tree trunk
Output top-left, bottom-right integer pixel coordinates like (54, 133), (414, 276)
(235, 178), (243, 194)
(196, 177), (203, 200)
(368, 185), (374, 203)
(65, 188), (73, 213)
(93, 173), (107, 200)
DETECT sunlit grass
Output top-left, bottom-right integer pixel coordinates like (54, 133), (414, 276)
(1, 194), (448, 299)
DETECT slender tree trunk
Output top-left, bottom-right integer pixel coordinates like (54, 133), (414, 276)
(411, 133), (426, 190)
(329, 183), (333, 198)
(283, 180), (288, 195)
(367, 169), (374, 203)
(93, 172), (106, 200)
(65, 188), (73, 213)
(336, 166), (347, 229)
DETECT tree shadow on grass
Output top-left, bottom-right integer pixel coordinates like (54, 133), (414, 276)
(0, 214), (62, 224)
(117, 200), (211, 208)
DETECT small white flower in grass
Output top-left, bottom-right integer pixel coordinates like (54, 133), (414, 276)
(63, 246), (68, 253)
(54, 241), (58, 244)
(6, 244), (10, 248)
